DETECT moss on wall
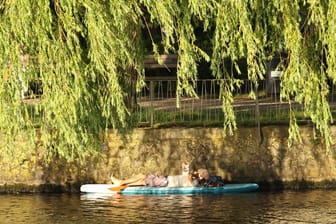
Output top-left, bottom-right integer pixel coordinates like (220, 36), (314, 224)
(1, 125), (336, 192)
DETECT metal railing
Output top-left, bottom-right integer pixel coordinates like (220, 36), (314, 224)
(21, 78), (336, 126)
(135, 78), (307, 126)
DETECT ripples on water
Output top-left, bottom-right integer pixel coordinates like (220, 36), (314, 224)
(1, 190), (336, 223)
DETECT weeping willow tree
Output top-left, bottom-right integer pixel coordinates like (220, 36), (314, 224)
(0, 0), (335, 161)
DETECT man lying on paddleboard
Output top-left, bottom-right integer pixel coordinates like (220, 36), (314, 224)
(110, 168), (225, 189)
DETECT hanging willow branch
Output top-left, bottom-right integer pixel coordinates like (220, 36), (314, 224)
(0, 0), (335, 162)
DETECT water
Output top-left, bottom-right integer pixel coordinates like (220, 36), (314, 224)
(1, 190), (336, 223)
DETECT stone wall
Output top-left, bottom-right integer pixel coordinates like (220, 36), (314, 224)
(1, 125), (336, 192)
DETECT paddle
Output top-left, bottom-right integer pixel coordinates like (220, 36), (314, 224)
(108, 184), (144, 193)
(108, 185), (129, 193)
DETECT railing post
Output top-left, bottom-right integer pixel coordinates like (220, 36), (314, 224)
(150, 80), (154, 127)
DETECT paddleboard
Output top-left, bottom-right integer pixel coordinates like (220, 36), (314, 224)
(80, 183), (259, 195)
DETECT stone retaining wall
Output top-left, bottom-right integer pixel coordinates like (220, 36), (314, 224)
(1, 125), (336, 192)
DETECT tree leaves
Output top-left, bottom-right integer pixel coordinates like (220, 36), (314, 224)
(0, 0), (335, 161)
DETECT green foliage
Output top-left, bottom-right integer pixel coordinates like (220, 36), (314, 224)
(1, 0), (336, 161)
(0, 0), (144, 161)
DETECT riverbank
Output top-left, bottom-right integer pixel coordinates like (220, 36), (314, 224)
(1, 125), (336, 193)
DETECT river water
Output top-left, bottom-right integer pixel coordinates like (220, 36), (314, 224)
(1, 190), (336, 223)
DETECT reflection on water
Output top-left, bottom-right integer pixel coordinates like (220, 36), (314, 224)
(1, 190), (336, 223)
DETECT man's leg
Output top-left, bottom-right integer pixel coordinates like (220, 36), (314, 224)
(111, 173), (146, 186)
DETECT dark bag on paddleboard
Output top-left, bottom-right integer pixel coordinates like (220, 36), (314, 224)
(199, 176), (225, 187)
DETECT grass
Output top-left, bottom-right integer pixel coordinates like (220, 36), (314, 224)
(135, 106), (312, 128)
(23, 97), (317, 129)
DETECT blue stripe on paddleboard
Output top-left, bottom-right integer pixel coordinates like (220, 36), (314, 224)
(120, 183), (259, 195)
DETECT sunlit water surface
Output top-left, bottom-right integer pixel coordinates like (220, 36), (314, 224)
(1, 190), (336, 223)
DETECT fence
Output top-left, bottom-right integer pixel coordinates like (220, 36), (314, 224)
(22, 78), (336, 127)
(136, 78), (308, 126)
